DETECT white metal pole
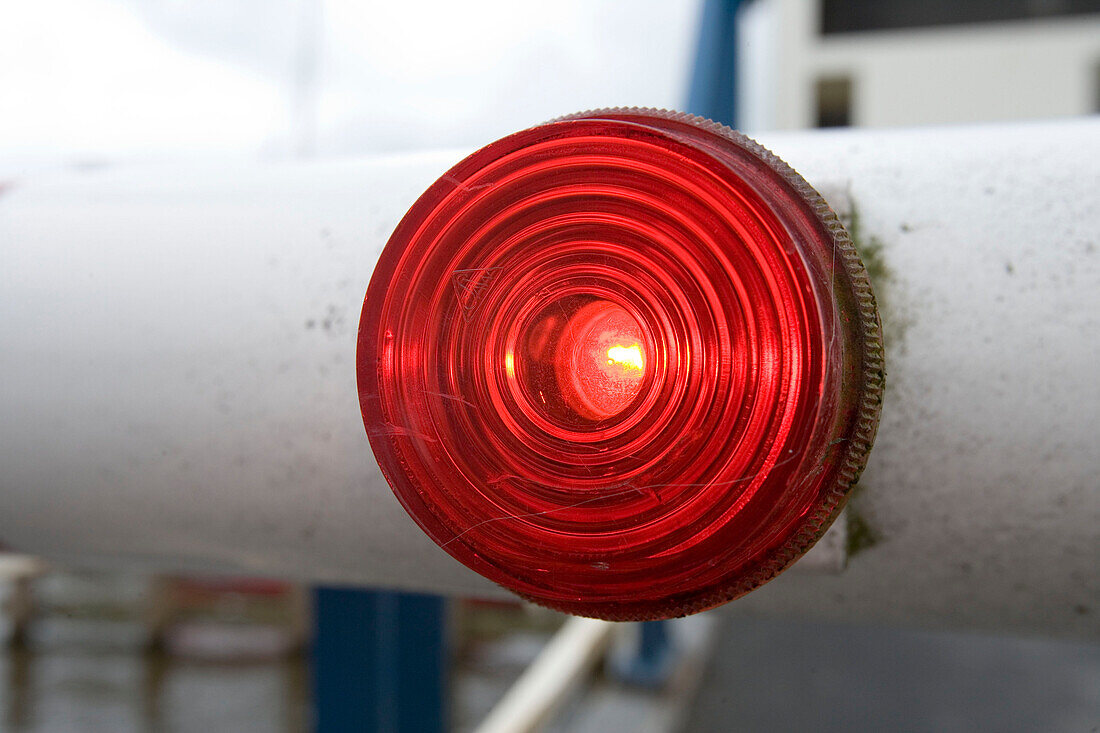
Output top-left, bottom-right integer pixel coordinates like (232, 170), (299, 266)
(475, 617), (614, 733)
(1, 120), (1097, 638)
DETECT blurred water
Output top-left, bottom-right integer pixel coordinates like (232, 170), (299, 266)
(4, 595), (1099, 731)
(0, 641), (309, 733)
(0, 594), (556, 733)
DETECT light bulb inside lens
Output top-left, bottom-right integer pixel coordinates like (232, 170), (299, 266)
(516, 297), (647, 425)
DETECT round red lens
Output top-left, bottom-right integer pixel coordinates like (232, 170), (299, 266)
(358, 109), (883, 620)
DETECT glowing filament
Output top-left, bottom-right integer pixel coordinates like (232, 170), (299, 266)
(607, 344), (644, 372)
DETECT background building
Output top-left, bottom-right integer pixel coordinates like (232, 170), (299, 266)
(738, 0), (1100, 130)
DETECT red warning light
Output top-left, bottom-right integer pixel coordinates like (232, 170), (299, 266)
(358, 109), (883, 620)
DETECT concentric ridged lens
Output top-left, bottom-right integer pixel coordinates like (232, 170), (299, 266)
(357, 109), (883, 620)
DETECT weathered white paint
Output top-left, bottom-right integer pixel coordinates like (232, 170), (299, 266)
(740, 119), (1100, 640)
(0, 150), (502, 598)
(1, 121), (1097, 638)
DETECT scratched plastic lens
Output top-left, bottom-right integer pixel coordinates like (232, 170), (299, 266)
(357, 109), (884, 620)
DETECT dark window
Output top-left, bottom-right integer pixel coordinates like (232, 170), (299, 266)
(1095, 61), (1100, 112)
(816, 76), (852, 128)
(821, 0), (1100, 35)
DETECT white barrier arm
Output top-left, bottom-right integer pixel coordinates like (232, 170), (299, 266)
(1, 121), (1096, 638)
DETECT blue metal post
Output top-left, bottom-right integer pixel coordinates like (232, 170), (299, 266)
(311, 588), (447, 733)
(687, 0), (744, 128)
(611, 617), (676, 688)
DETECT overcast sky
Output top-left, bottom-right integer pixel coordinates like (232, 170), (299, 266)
(0, 0), (700, 177)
